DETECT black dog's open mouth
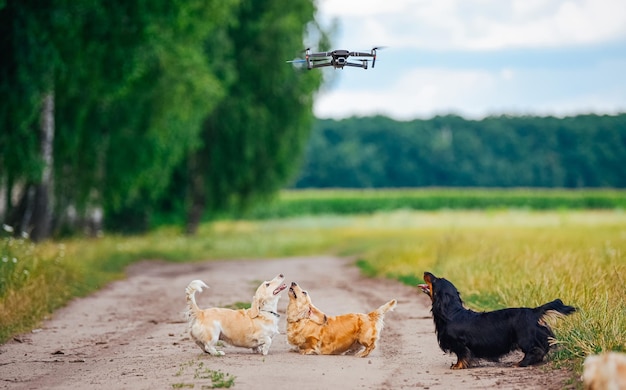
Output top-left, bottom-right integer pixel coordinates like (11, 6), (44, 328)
(418, 284), (430, 295)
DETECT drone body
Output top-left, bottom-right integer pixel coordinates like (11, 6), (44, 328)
(288, 48), (381, 70)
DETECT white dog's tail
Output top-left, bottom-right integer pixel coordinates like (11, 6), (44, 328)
(186, 279), (209, 320)
(370, 299), (397, 331)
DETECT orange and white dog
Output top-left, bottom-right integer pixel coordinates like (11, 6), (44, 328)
(286, 281), (397, 357)
(185, 274), (287, 356)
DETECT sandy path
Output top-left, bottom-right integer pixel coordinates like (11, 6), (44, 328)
(0, 256), (574, 389)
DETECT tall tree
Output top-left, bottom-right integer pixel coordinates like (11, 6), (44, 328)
(1, 0), (237, 236)
(53, 0), (238, 233)
(184, 0), (329, 233)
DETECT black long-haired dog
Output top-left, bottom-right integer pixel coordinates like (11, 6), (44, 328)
(418, 272), (576, 369)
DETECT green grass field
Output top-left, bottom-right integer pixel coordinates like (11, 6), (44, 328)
(2, 197), (626, 379)
(244, 188), (626, 218)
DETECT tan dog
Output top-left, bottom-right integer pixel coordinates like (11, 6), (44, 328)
(286, 281), (397, 357)
(185, 274), (287, 355)
(583, 352), (626, 390)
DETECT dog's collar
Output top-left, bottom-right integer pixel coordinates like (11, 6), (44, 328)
(261, 310), (280, 318)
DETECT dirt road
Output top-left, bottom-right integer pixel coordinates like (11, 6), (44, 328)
(0, 256), (575, 389)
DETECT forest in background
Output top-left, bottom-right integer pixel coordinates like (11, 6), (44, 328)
(294, 114), (626, 189)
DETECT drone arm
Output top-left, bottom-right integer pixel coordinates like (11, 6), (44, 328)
(309, 51), (331, 58)
(310, 62), (335, 69)
(344, 61), (367, 69)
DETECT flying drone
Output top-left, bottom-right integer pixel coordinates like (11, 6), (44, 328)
(287, 47), (382, 70)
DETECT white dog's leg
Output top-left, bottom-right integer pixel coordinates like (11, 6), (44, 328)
(204, 342), (225, 356)
(203, 332), (225, 356)
(260, 337), (273, 355)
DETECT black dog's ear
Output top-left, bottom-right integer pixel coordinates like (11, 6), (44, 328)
(423, 272), (436, 282)
(430, 277), (464, 321)
(432, 287), (453, 319)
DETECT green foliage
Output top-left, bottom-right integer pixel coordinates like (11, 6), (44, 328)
(294, 114), (626, 188)
(223, 301), (251, 310)
(0, 224), (85, 340)
(174, 360), (235, 389)
(242, 188), (626, 219)
(355, 258), (377, 277)
(0, 225), (31, 296)
(51, 0), (236, 219)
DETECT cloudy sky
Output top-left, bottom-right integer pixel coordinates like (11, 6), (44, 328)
(312, 0), (626, 120)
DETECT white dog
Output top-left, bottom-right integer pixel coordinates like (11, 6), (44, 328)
(583, 352), (626, 390)
(185, 274), (287, 355)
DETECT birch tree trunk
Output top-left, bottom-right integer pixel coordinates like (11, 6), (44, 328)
(30, 91), (55, 241)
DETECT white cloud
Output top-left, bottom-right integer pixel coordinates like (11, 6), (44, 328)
(314, 67), (502, 119)
(318, 0), (412, 17)
(500, 68), (515, 80)
(319, 0), (626, 50)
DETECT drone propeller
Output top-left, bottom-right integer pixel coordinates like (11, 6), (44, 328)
(370, 46), (386, 68)
(286, 59), (307, 63)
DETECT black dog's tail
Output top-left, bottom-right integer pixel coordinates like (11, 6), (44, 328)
(534, 299), (576, 320)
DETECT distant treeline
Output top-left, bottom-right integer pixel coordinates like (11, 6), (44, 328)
(292, 114), (626, 188)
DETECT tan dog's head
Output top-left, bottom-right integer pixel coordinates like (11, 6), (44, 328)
(286, 282), (326, 325)
(249, 273), (287, 318)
